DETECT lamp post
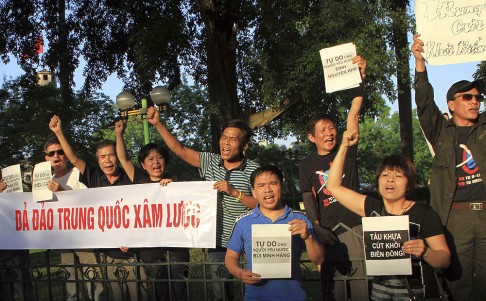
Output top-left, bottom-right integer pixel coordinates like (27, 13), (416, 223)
(115, 86), (170, 144)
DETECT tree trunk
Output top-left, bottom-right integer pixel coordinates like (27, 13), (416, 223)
(195, 0), (244, 152)
(390, 0), (413, 161)
(57, 0), (75, 114)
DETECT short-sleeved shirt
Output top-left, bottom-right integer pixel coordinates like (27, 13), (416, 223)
(131, 168), (187, 260)
(298, 147), (361, 234)
(53, 167), (87, 191)
(132, 167), (151, 184)
(51, 167), (86, 201)
(79, 165), (134, 259)
(226, 205), (316, 301)
(198, 152), (259, 247)
(364, 196), (444, 292)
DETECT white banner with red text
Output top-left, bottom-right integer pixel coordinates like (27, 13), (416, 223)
(0, 181), (217, 249)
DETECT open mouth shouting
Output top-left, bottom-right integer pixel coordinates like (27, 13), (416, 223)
(221, 147), (231, 158)
(102, 164), (116, 174)
(151, 164), (163, 176)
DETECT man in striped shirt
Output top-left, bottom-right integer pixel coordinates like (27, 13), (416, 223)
(147, 107), (259, 301)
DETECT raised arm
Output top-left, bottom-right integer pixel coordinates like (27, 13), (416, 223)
(49, 115), (86, 174)
(147, 107), (201, 168)
(411, 33), (444, 146)
(412, 34), (426, 72)
(346, 55), (366, 132)
(115, 120), (135, 181)
(327, 130), (366, 216)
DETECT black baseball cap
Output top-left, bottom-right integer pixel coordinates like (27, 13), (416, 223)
(446, 79), (486, 101)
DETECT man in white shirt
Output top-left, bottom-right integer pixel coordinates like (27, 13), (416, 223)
(44, 137), (103, 301)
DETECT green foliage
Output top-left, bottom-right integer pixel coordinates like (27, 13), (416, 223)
(248, 0), (397, 139)
(358, 109), (433, 189)
(473, 61), (486, 83)
(101, 79), (210, 181)
(246, 143), (308, 208)
(0, 77), (116, 168)
(1, 0), (407, 138)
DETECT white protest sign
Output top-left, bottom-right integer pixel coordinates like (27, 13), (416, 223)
(319, 42), (361, 93)
(251, 224), (291, 278)
(0, 181), (217, 249)
(1, 164), (23, 193)
(362, 215), (411, 276)
(415, 0), (486, 65)
(32, 161), (53, 202)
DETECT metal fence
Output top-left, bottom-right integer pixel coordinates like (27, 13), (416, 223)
(0, 226), (367, 301)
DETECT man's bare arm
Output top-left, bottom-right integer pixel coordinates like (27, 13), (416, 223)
(49, 115), (86, 174)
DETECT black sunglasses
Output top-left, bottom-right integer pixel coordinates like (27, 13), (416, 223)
(46, 149), (65, 157)
(452, 93), (484, 101)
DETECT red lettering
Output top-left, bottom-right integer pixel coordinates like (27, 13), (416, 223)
(64, 207), (72, 230)
(192, 216), (200, 228)
(151, 204), (163, 227)
(171, 202), (182, 228)
(166, 204), (172, 227)
(134, 205), (142, 228)
(15, 210), (22, 231)
(122, 206), (130, 228)
(32, 209), (39, 230)
(22, 210), (30, 230)
(143, 204), (151, 228)
(15, 210), (31, 231)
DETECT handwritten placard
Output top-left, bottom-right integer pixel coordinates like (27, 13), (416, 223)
(1, 164), (23, 193)
(32, 161), (52, 202)
(362, 215), (411, 276)
(415, 0), (486, 65)
(251, 224), (291, 278)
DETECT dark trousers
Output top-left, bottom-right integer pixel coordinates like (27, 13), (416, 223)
(0, 250), (34, 301)
(208, 247), (233, 301)
(141, 249), (189, 301)
(321, 225), (368, 301)
(445, 209), (486, 301)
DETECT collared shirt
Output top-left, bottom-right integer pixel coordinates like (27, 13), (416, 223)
(199, 152), (259, 247)
(79, 165), (133, 188)
(226, 205), (316, 301)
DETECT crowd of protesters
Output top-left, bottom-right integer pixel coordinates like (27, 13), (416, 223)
(0, 34), (485, 301)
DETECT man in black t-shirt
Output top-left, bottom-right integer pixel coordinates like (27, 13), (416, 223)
(298, 55), (368, 301)
(49, 115), (148, 301)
